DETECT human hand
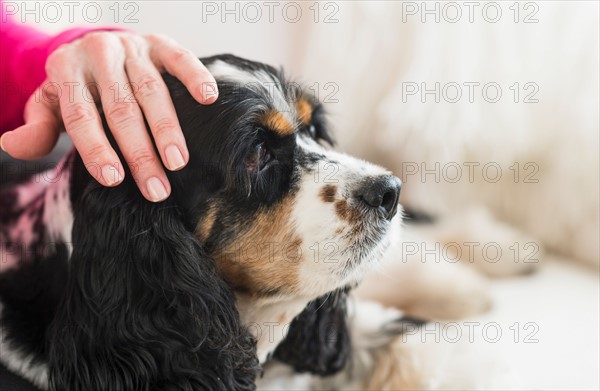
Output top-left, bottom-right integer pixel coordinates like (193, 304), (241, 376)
(0, 31), (218, 202)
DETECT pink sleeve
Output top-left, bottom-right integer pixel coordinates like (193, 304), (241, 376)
(1, 2), (124, 133)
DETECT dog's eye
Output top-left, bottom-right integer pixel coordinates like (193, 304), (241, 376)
(307, 124), (317, 139)
(245, 142), (272, 172)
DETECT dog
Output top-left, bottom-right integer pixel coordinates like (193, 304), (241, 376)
(0, 54), (408, 390)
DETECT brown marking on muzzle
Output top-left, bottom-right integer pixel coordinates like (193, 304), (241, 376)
(335, 199), (362, 225)
(319, 184), (337, 203)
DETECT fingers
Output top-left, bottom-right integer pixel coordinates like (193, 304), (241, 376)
(6, 31), (215, 203)
(0, 89), (60, 159)
(147, 34), (218, 104)
(56, 73), (125, 188)
(44, 37), (126, 188)
(122, 38), (189, 173)
(92, 37), (171, 202)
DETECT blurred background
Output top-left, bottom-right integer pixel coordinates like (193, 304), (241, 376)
(9, 1), (599, 389)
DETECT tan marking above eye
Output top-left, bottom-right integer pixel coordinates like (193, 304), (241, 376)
(320, 184), (337, 203)
(260, 111), (295, 136)
(296, 97), (313, 126)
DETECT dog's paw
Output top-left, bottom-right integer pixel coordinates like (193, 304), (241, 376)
(403, 281), (491, 321)
(364, 326), (525, 390)
(356, 244), (492, 321)
(403, 265), (491, 320)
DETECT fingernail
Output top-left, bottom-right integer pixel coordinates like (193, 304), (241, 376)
(165, 144), (186, 170)
(0, 132), (11, 151)
(202, 82), (218, 102)
(146, 177), (168, 202)
(102, 164), (122, 186)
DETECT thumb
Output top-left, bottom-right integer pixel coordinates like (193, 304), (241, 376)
(1, 86), (61, 160)
(1, 122), (60, 160)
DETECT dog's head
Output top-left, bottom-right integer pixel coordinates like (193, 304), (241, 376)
(49, 54), (402, 389)
(174, 54), (401, 299)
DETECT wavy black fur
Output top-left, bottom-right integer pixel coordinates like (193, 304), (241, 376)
(273, 288), (351, 376)
(44, 59), (265, 390)
(47, 170), (258, 390)
(47, 173), (258, 391)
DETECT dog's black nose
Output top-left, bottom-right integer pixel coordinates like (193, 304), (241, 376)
(355, 175), (401, 220)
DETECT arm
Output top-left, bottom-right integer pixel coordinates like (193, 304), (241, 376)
(0, 2), (121, 132)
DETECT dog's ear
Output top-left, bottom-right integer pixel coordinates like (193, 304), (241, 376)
(272, 288), (351, 376)
(47, 176), (259, 391)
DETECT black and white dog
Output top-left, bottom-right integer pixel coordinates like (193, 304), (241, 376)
(0, 54), (409, 390)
